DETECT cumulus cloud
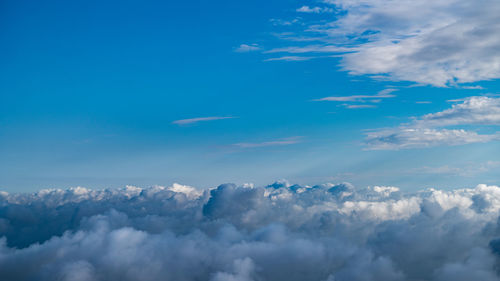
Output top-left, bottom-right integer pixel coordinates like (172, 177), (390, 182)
(365, 96), (500, 150)
(172, 116), (236, 125)
(2, 182), (500, 280)
(272, 0), (500, 86)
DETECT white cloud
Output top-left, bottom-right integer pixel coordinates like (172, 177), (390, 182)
(365, 96), (500, 150)
(235, 44), (261, 53)
(172, 116), (235, 125)
(296, 6), (334, 13)
(365, 128), (497, 150)
(265, 45), (352, 54)
(2, 182), (500, 280)
(315, 88), (397, 102)
(270, 18), (301, 26)
(264, 56), (314, 62)
(418, 96), (500, 127)
(273, 0), (500, 86)
(461, 85), (485, 90)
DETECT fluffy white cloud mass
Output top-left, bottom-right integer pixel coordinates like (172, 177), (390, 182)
(271, 0), (500, 86)
(2, 182), (500, 280)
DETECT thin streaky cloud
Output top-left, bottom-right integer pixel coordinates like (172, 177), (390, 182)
(314, 88), (398, 102)
(264, 56), (314, 62)
(345, 104), (377, 109)
(265, 45), (354, 54)
(461, 85), (485, 90)
(235, 44), (261, 53)
(172, 116), (236, 125)
(233, 137), (302, 148)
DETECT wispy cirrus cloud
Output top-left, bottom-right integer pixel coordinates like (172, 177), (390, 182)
(296, 5), (334, 13)
(233, 137), (302, 148)
(172, 116), (236, 125)
(235, 44), (261, 52)
(265, 45), (353, 54)
(365, 96), (500, 150)
(461, 85), (485, 90)
(314, 88), (397, 102)
(264, 56), (314, 62)
(270, 18), (301, 26)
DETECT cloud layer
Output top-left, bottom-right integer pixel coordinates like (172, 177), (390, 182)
(2, 182), (500, 280)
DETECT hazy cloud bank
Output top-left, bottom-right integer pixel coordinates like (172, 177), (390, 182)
(2, 182), (500, 280)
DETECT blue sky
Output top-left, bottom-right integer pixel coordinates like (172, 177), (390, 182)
(1, 0), (500, 192)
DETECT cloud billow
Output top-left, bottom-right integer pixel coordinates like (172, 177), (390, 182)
(1, 182), (500, 280)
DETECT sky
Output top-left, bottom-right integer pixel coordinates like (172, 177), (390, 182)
(1, 0), (500, 192)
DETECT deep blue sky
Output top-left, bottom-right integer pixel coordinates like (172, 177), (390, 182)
(1, 0), (500, 192)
